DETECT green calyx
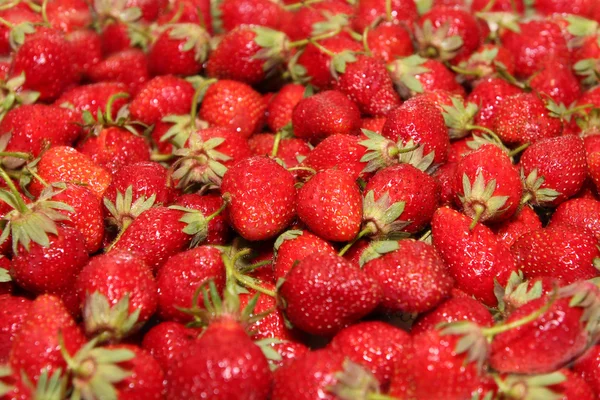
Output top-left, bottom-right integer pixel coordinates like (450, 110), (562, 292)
(168, 23), (210, 63)
(387, 54), (430, 98)
(80, 93), (148, 138)
(83, 291), (142, 343)
(414, 20), (464, 62)
(19, 368), (68, 400)
(566, 15), (599, 37)
(169, 204), (225, 248)
(494, 271), (544, 315)
(476, 12), (520, 41)
(559, 280), (600, 336)
(520, 168), (560, 207)
(327, 359), (389, 400)
(273, 229), (303, 257)
(0, 72), (39, 123)
(442, 97), (480, 139)
(494, 372), (566, 400)
(574, 58), (600, 87)
(103, 186), (157, 231)
(358, 240), (399, 267)
(458, 172), (509, 228)
(0, 266), (10, 283)
(359, 129), (403, 173)
(0, 365), (13, 397)
(575, 108), (600, 135)
(252, 26), (290, 74)
(362, 190), (410, 240)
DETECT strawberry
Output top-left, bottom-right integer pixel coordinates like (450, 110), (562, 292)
(292, 90), (361, 142)
(198, 80), (266, 138)
(46, 0), (93, 32)
(286, 0), (353, 41)
(219, 0), (285, 31)
(573, 345), (600, 397)
(165, 318), (271, 399)
(277, 252), (381, 336)
(266, 83), (305, 132)
(273, 229), (336, 281)
(529, 61), (581, 105)
(327, 321), (411, 389)
(157, 0), (212, 28)
(98, 22), (132, 56)
(221, 156), (296, 241)
(510, 225), (600, 284)
(247, 134), (311, 169)
(520, 135), (588, 206)
(433, 161), (458, 205)
(148, 24), (209, 76)
(156, 245), (226, 322)
(174, 194), (231, 244)
(11, 28), (78, 101)
(471, 0), (524, 12)
(454, 44), (516, 83)
(360, 117), (387, 134)
(129, 75), (195, 125)
(535, 0), (595, 16)
(492, 93), (562, 145)
(493, 205), (542, 248)
(76, 251), (157, 340)
(549, 197), (600, 240)
(366, 22), (414, 63)
(432, 207), (516, 306)
(388, 56), (465, 99)
(353, 0), (418, 33)
(0, 7), (42, 56)
(0, 295), (31, 363)
(55, 82), (130, 119)
(453, 144), (522, 225)
(9, 295), (86, 386)
(66, 29), (103, 77)
(299, 134), (368, 180)
(238, 283), (291, 341)
(88, 48), (150, 94)
(297, 169), (362, 242)
(141, 321), (199, 370)
(467, 77), (522, 129)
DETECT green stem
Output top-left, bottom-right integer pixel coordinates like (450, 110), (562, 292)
(362, 27), (372, 57)
(287, 166), (316, 174)
(468, 203), (485, 230)
(0, 167), (27, 213)
(223, 249), (277, 297)
(0, 17), (14, 28)
(190, 79), (217, 130)
(368, 394), (400, 400)
(150, 153), (175, 162)
(385, 0), (393, 21)
(309, 40), (336, 57)
(508, 142), (530, 157)
(338, 226), (373, 257)
(284, 0), (324, 11)
(105, 92), (130, 124)
(418, 229), (432, 242)
(467, 125), (502, 142)
(41, 0), (49, 26)
(239, 259), (272, 274)
(205, 201), (227, 222)
(450, 65), (481, 76)
(271, 131), (282, 158)
(104, 218), (132, 253)
(0, 152), (32, 160)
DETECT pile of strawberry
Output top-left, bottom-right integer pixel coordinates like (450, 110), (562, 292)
(1, 0), (600, 398)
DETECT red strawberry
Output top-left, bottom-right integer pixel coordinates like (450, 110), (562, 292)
(432, 207), (516, 306)
(549, 197), (600, 240)
(266, 83), (305, 132)
(148, 24), (209, 76)
(156, 245), (226, 322)
(199, 80), (267, 138)
(388, 56), (465, 98)
(353, 0), (418, 33)
(590, 151), (600, 191)
(165, 318), (271, 399)
(286, 0), (353, 41)
(573, 345), (600, 397)
(511, 225), (600, 284)
(530, 61), (581, 105)
(536, 0), (595, 16)
(278, 252), (381, 336)
(273, 229), (336, 281)
(433, 161), (458, 205)
(247, 134), (311, 169)
(66, 29), (103, 77)
(299, 134), (368, 180)
(157, 0), (212, 28)
(471, 0), (524, 12)
(467, 77), (522, 129)
(55, 82), (130, 119)
(239, 283), (291, 341)
(455, 44), (516, 83)
(0, 7), (42, 56)
(219, 0), (284, 31)
(98, 22), (132, 56)
(221, 156), (296, 241)
(46, 0), (93, 32)
(493, 205), (542, 248)
(360, 117), (387, 134)
(174, 194), (231, 244)
(87, 49), (150, 95)
(366, 22), (414, 63)
(129, 75), (195, 125)
(297, 169), (362, 242)
(0, 295), (31, 363)
(142, 321), (199, 370)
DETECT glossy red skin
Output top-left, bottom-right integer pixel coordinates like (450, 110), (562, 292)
(157, 0), (212, 29)
(530, 61), (581, 105)
(221, 157), (296, 241)
(99, 22), (132, 56)
(454, 144), (522, 223)
(11, 225), (88, 295)
(11, 28), (78, 101)
(462, 44), (516, 81)
(239, 283), (292, 340)
(432, 207), (516, 306)
(156, 245), (226, 322)
(411, 59), (465, 96)
(0, 295), (31, 363)
(297, 37), (363, 90)
(367, 22), (414, 63)
(364, 240), (453, 313)
(411, 294), (494, 334)
(1, 104), (82, 157)
(468, 78), (522, 129)
(66, 29), (103, 77)
(104, 161), (176, 207)
(492, 93), (562, 145)
(199, 80), (267, 138)
(76, 251), (157, 324)
(300, 134), (369, 180)
(9, 295), (86, 385)
(110, 207), (192, 272)
(0, 8), (42, 56)
(521, 135), (588, 205)
(328, 321), (411, 388)
(535, 0), (594, 16)
(292, 90), (361, 142)
(174, 194), (230, 245)
(196, 127), (252, 167)
(419, 6), (482, 61)
(166, 319), (271, 400)
(278, 252), (381, 336)
(248, 134), (311, 170)
(55, 82), (130, 119)
(353, 0), (418, 32)
(220, 0), (284, 31)
(382, 97), (450, 165)
(142, 322), (199, 371)
(129, 75), (195, 125)
(297, 169), (362, 242)
(87, 49), (150, 95)
(550, 369), (595, 400)
(493, 206), (542, 248)
(471, 0), (524, 12)
(511, 226), (600, 284)
(500, 20), (570, 78)
(433, 161), (458, 205)
(360, 117), (387, 134)
(77, 126), (151, 175)
(549, 198), (600, 240)
(590, 152), (600, 191)
(271, 341), (309, 369)
(148, 27), (204, 77)
(266, 83), (305, 132)
(271, 349), (346, 400)
(573, 346), (600, 398)
(107, 344), (166, 400)
(52, 183), (104, 253)
(274, 230), (336, 281)
(46, 0), (92, 32)
(490, 296), (588, 373)
(126, 0), (168, 21)
(286, 0), (352, 40)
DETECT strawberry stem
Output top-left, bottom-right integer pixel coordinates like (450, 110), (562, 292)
(271, 131), (282, 158)
(338, 226), (374, 256)
(150, 153), (175, 162)
(105, 92), (130, 124)
(284, 0), (325, 11)
(239, 259), (272, 274)
(205, 201), (227, 222)
(190, 78), (217, 130)
(0, 17), (14, 29)
(385, 0), (392, 21)
(508, 142), (530, 157)
(223, 249), (277, 297)
(0, 167), (27, 213)
(468, 203), (485, 230)
(0, 151), (32, 160)
(104, 218), (133, 253)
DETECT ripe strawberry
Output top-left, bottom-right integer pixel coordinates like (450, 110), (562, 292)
(29, 146), (112, 199)
(467, 77), (522, 129)
(492, 93), (562, 145)
(297, 169), (362, 242)
(0, 295), (31, 363)
(493, 205), (542, 248)
(273, 229), (336, 281)
(219, 0), (284, 31)
(239, 283), (291, 341)
(432, 207), (516, 306)
(353, 0), (418, 33)
(157, 0), (212, 28)
(46, 0), (93, 32)
(76, 251), (157, 339)
(174, 194), (231, 244)
(221, 156), (296, 241)
(148, 24), (209, 76)
(87, 49), (150, 95)
(433, 161), (458, 205)
(156, 245), (226, 322)
(382, 96), (450, 165)
(129, 75), (195, 125)
(55, 82), (130, 119)
(471, 0), (524, 12)
(142, 321), (199, 370)
(0, 7), (42, 56)
(549, 197), (600, 240)
(266, 83), (305, 132)
(535, 0), (595, 16)
(388, 56), (465, 98)
(66, 29), (103, 77)
(98, 22), (132, 56)
(530, 61), (581, 105)
(299, 134), (368, 180)
(573, 345), (600, 397)
(360, 117), (387, 134)
(165, 318), (271, 399)
(247, 134), (311, 169)
(511, 225), (600, 284)
(366, 22), (414, 63)
(199, 80), (267, 138)
(11, 28), (78, 101)
(286, 0), (353, 41)
(278, 252), (381, 336)
(9, 295), (86, 385)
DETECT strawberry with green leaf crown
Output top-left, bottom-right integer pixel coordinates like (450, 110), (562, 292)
(87, 48), (150, 95)
(0, 6), (42, 56)
(248, 133), (311, 170)
(148, 23), (210, 76)
(0, 295), (31, 363)
(273, 229), (336, 281)
(174, 194), (231, 244)
(549, 197), (600, 241)
(285, 0), (353, 41)
(352, 0), (418, 33)
(388, 56), (465, 99)
(55, 82), (130, 120)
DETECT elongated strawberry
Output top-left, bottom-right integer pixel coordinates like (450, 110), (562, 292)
(273, 229), (336, 281)
(148, 23), (209, 76)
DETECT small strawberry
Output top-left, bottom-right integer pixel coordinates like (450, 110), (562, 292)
(273, 229), (336, 281)
(493, 205), (542, 248)
(141, 321), (199, 370)
(86, 49), (150, 95)
(278, 252), (381, 336)
(467, 77), (522, 129)
(221, 156), (296, 241)
(129, 75), (195, 125)
(266, 83), (305, 132)
(148, 23), (209, 76)
(0, 295), (31, 363)
(549, 197), (600, 240)
(0, 7), (42, 56)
